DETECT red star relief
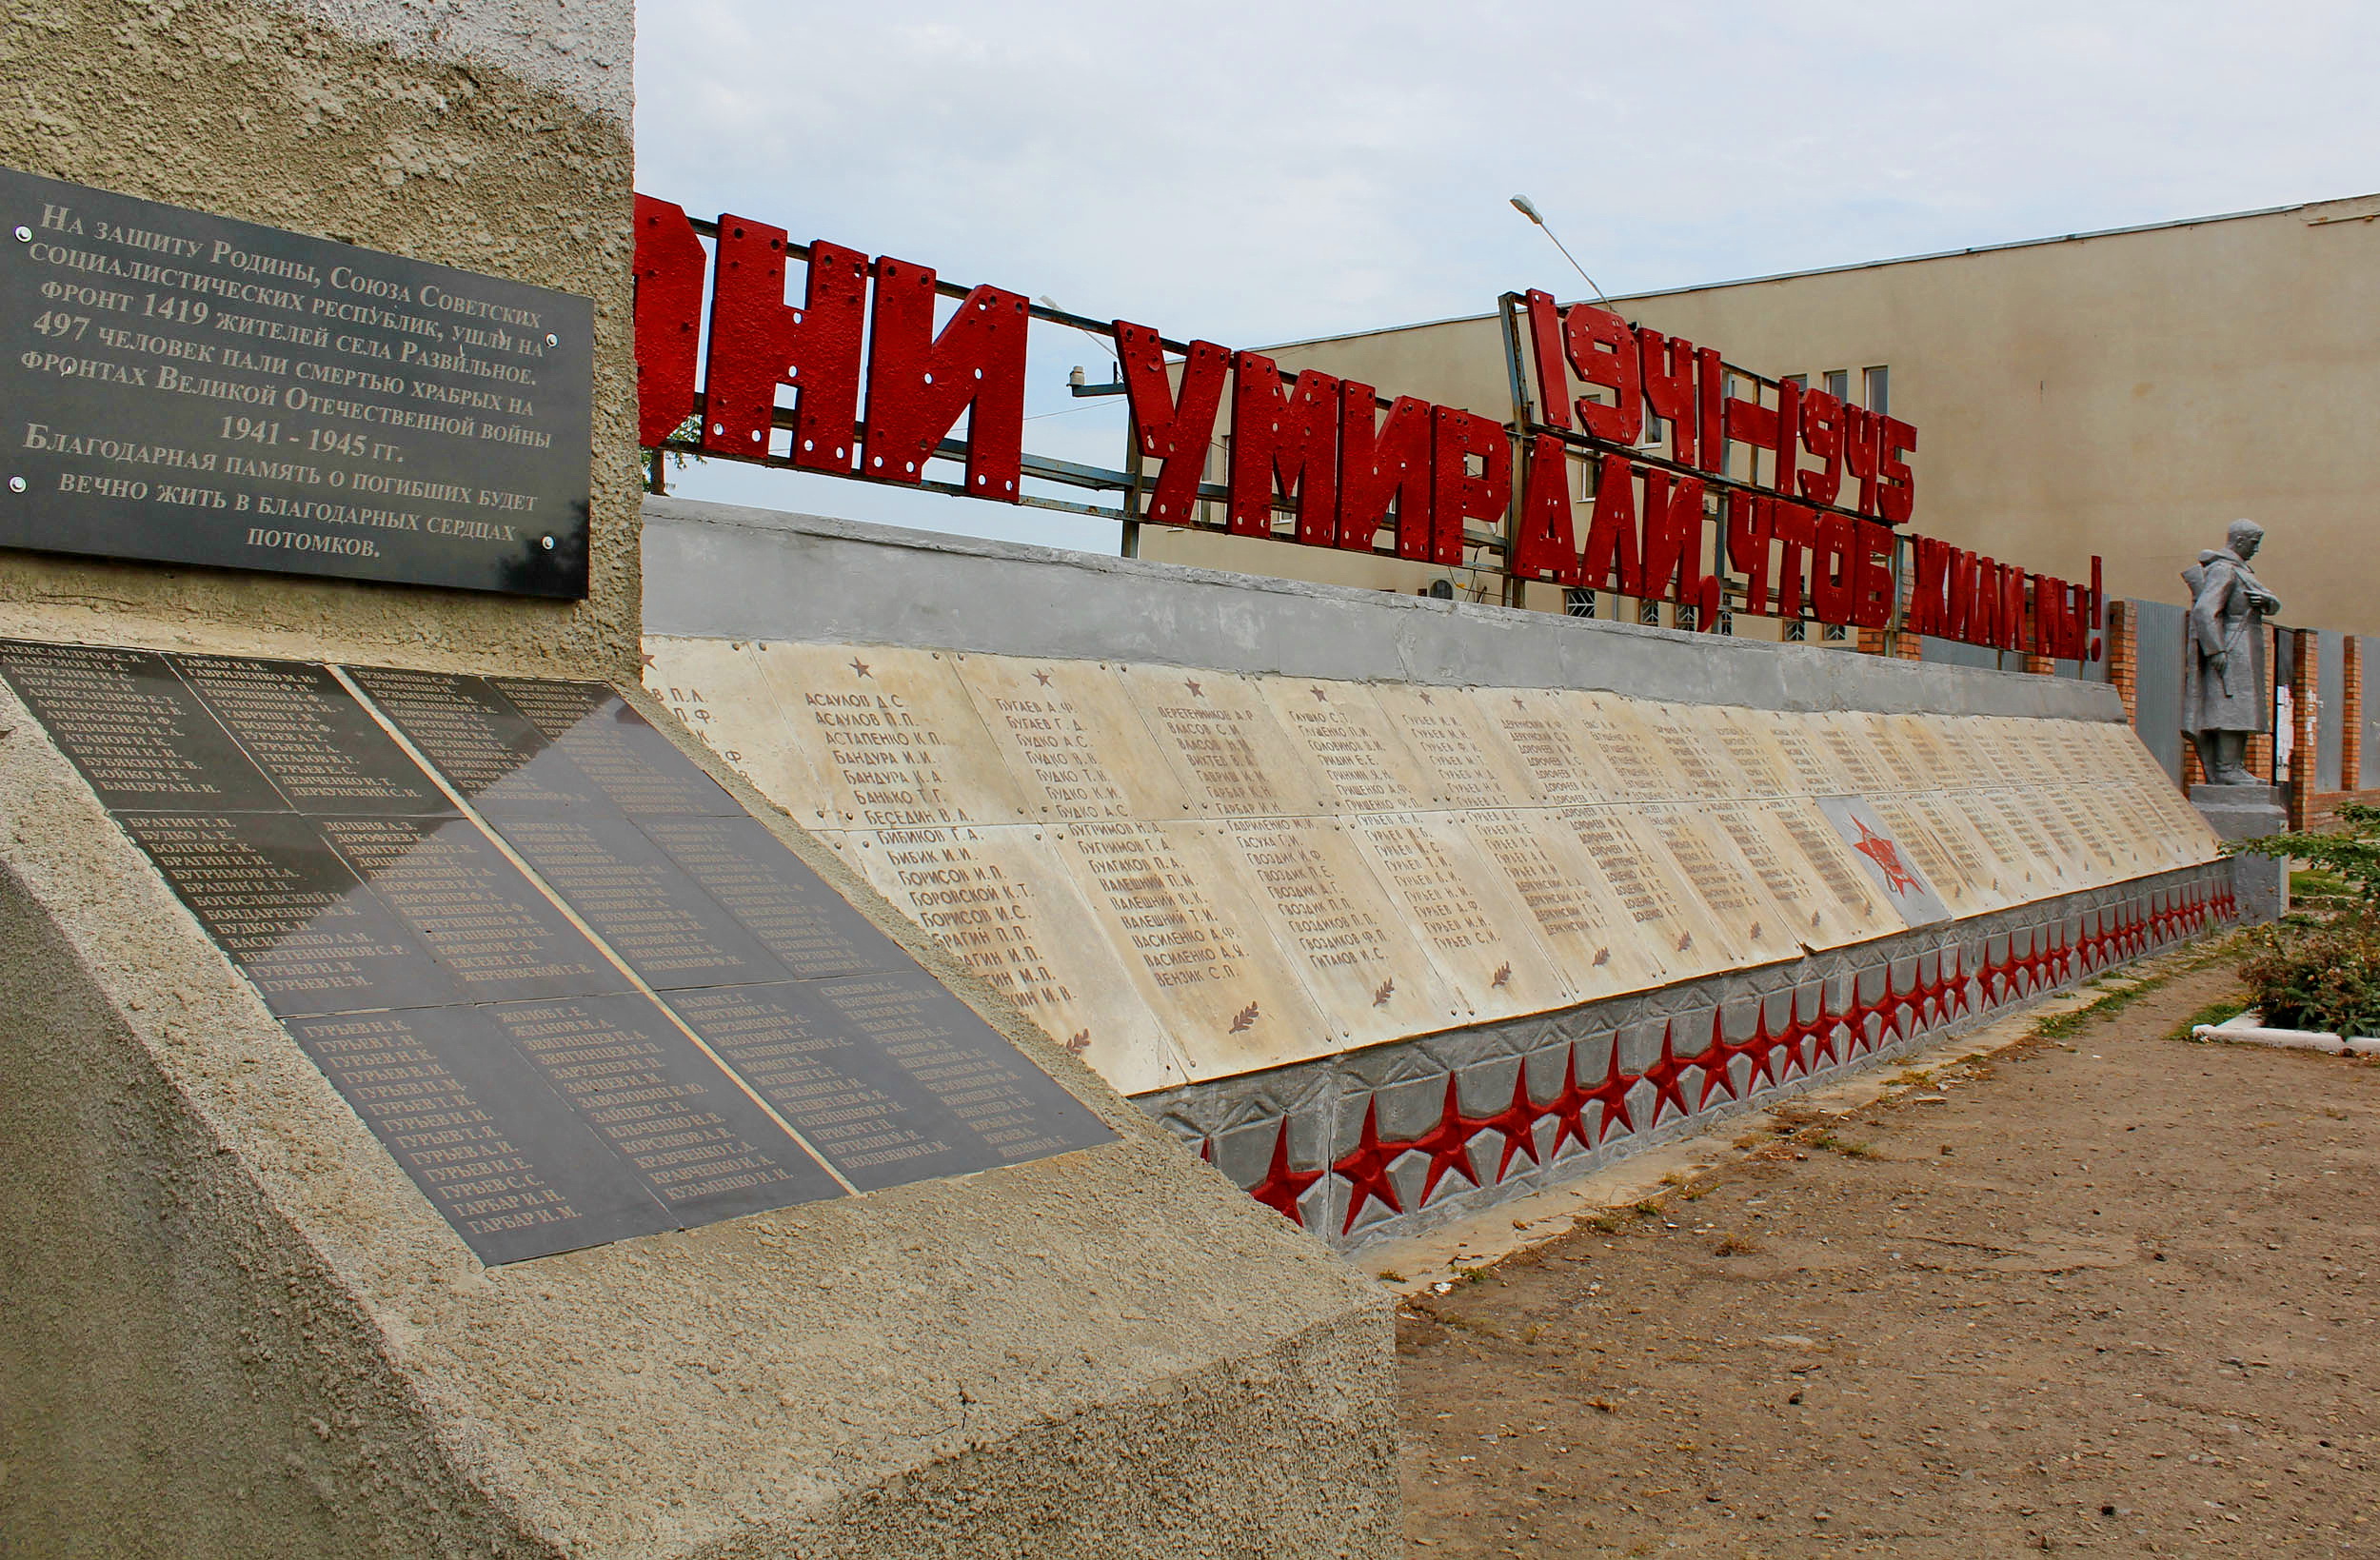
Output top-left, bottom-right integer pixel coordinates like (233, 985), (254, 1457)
(1848, 817), (1919, 895)
(1334, 1098), (1405, 1234)
(1691, 1008), (1739, 1111)
(1478, 1068), (1550, 1182)
(1579, 1041), (1639, 1146)
(1408, 1076), (1484, 1204)
(1639, 1021), (1696, 1127)
(1246, 1118), (1324, 1227)
(1034, 669), (1053, 686)
(849, 657), (872, 679)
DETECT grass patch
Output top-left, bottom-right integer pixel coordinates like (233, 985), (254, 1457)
(2169, 997), (2251, 1043)
(1807, 1130), (1878, 1159)
(1713, 1235), (1760, 1256)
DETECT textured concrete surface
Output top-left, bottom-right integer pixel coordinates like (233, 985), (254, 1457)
(642, 497), (2125, 723)
(0, 665), (1400, 1558)
(0, 0), (645, 684)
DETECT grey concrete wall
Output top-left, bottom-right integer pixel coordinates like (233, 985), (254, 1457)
(0, 0), (645, 682)
(1145, 862), (2234, 1252)
(2131, 599), (2188, 783)
(645, 497), (2127, 723)
(0, 661), (1400, 1557)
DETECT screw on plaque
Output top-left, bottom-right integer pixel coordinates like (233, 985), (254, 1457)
(7, 477), (24, 493)
(540, 535), (555, 550)
(545, 333), (559, 347)
(11, 226), (29, 243)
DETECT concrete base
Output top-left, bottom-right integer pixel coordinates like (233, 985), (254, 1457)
(2190, 783), (2287, 842)
(2230, 851), (2291, 923)
(0, 663), (1398, 1559)
(1143, 864), (2235, 1252)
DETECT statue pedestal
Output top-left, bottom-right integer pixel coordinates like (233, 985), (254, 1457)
(2191, 784), (2290, 922)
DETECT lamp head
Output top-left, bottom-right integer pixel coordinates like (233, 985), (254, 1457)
(1510, 195), (1544, 226)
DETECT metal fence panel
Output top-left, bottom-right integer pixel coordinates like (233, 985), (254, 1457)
(2317, 631), (2347, 793)
(2128, 599), (2187, 784)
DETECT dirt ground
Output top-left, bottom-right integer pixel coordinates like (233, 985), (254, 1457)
(1398, 947), (2380, 1556)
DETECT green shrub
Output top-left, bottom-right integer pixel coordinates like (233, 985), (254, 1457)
(2236, 919), (2380, 1037)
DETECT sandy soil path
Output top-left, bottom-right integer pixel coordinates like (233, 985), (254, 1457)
(1398, 949), (2380, 1556)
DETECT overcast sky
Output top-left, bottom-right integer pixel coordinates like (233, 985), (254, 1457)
(634, 0), (2380, 549)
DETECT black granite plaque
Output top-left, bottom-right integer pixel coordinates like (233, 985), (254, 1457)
(636, 815), (904, 979)
(118, 810), (459, 1016)
(6, 640), (1116, 1265)
(339, 665), (605, 813)
(809, 973), (1113, 1166)
(285, 1007), (672, 1263)
(488, 813), (795, 991)
(167, 653), (451, 816)
(0, 166), (591, 597)
(0, 639), (284, 812)
(664, 982), (1023, 1190)
(481, 993), (846, 1220)
(487, 677), (742, 816)
(314, 814), (629, 1002)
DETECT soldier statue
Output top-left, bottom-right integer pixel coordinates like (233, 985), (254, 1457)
(2180, 519), (2283, 787)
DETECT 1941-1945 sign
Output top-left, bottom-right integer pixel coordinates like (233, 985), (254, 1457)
(0, 166), (593, 598)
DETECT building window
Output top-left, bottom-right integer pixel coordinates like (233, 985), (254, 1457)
(1716, 606), (1735, 636)
(1781, 373), (1806, 391)
(1823, 622), (1848, 642)
(1823, 369), (1849, 404)
(1637, 599), (1661, 626)
(1676, 602), (1698, 632)
(1864, 365), (1890, 417)
(1785, 619), (1807, 642)
(1564, 587), (1596, 619)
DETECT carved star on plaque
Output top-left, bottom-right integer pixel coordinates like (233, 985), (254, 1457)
(1034, 669), (1053, 686)
(1185, 679), (1205, 698)
(849, 658), (872, 679)
(1310, 686), (1329, 702)
(1848, 818), (1920, 895)
(1417, 691), (1434, 704)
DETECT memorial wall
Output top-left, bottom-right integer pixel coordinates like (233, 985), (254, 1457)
(645, 634), (2222, 1099)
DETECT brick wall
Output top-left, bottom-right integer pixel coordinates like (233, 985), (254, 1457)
(2107, 600), (2140, 725)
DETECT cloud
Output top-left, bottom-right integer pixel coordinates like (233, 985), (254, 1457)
(633, 0), (2380, 539)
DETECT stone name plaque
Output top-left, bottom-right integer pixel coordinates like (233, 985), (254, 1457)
(0, 640), (1112, 1264)
(0, 166), (592, 596)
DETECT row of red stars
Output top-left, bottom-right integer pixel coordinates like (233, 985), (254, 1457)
(1207, 885), (2233, 1235)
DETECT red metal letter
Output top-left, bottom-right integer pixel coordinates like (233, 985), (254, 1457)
(1562, 305), (1643, 443)
(1853, 521), (1895, 629)
(1772, 378), (1801, 496)
(1841, 405), (1881, 518)
(631, 194), (704, 449)
(1726, 491), (1774, 614)
(1696, 346), (1726, 474)
(1877, 416), (1916, 524)
(1796, 389), (1843, 505)
(1338, 387), (1435, 554)
(1638, 329), (1697, 465)
(1522, 290), (1572, 430)
(1722, 387), (1776, 482)
(1429, 408), (1509, 566)
(1906, 536), (1952, 638)
(1510, 434), (1581, 584)
(862, 257), (1028, 499)
(1580, 457), (1643, 596)
(1811, 514), (1858, 624)
(1771, 503), (1816, 619)
(702, 218), (867, 471)
(1229, 352), (1340, 541)
(1639, 469), (1712, 610)
(1115, 324), (1229, 527)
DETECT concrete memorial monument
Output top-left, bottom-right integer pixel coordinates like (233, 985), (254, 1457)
(643, 500), (2241, 1250)
(0, 7), (1394, 1555)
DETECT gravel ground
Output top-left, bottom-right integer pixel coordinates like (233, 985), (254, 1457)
(1398, 947), (2380, 1556)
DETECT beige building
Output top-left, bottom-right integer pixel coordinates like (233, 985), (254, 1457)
(1141, 192), (2380, 639)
